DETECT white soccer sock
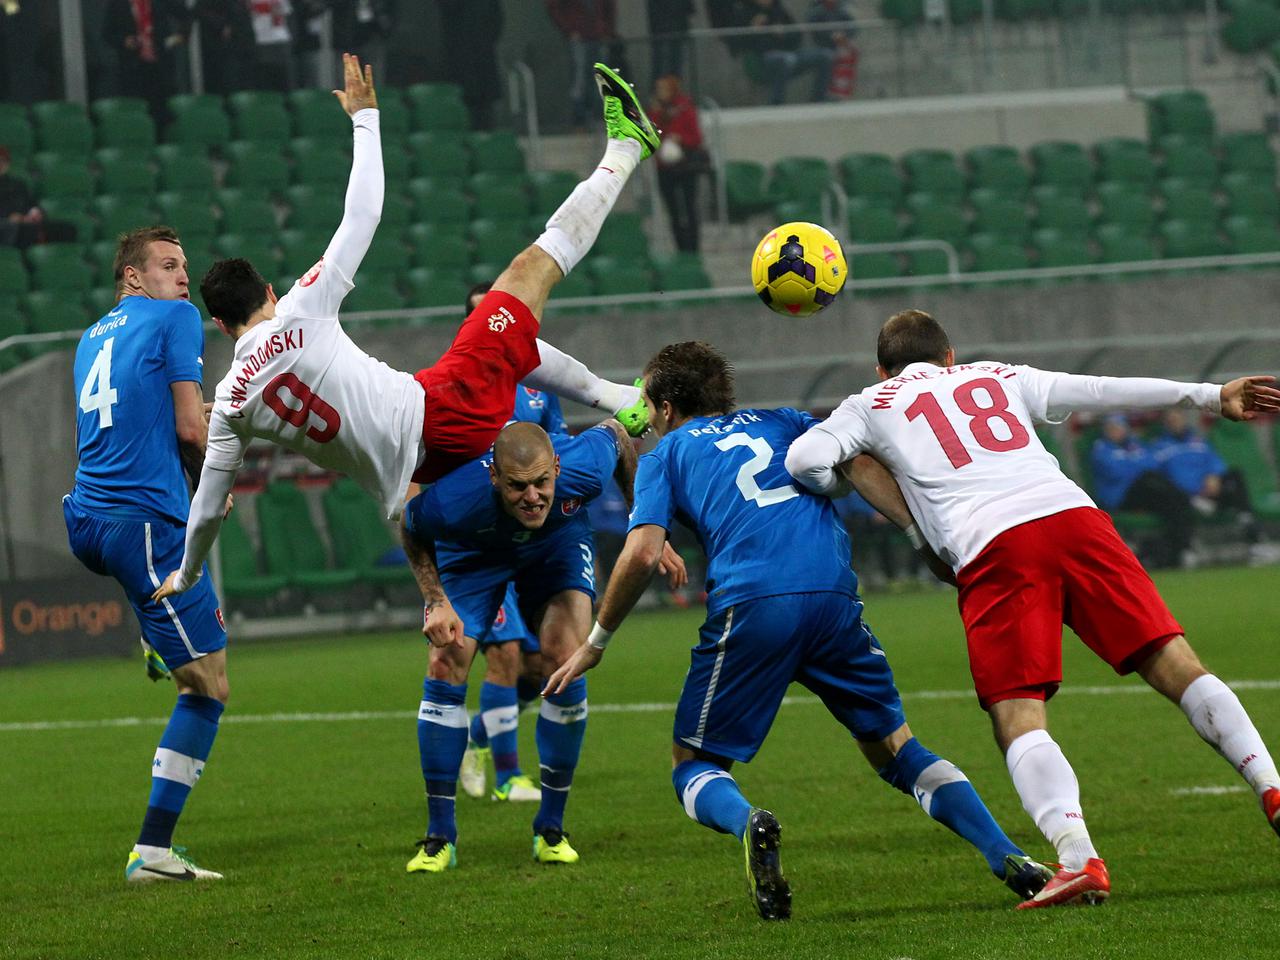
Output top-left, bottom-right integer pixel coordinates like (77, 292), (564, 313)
(481, 703), (519, 742)
(1180, 674), (1280, 795)
(524, 339), (640, 413)
(534, 139), (642, 277)
(1006, 729), (1099, 871)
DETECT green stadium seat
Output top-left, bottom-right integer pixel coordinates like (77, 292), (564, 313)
(92, 104), (156, 151)
(289, 138), (352, 188)
(1222, 172), (1280, 220)
(287, 88), (350, 141)
(256, 482), (360, 591)
(0, 248), (30, 300)
(92, 197), (158, 243)
(218, 512), (288, 601)
(1223, 1), (1280, 54)
(1219, 131), (1276, 177)
(277, 229), (330, 275)
(906, 193), (968, 246)
(1148, 90), (1215, 143)
(405, 83), (470, 131)
(966, 232), (1030, 272)
(838, 153), (905, 205)
(1032, 227), (1095, 267)
(382, 144), (412, 184)
(89, 97), (148, 122)
(26, 244), (92, 292)
(356, 233), (409, 280)
(545, 268), (596, 312)
(405, 266), (470, 308)
(216, 188), (278, 234)
(902, 149), (965, 197)
(1030, 141), (1094, 191)
(1095, 138), (1156, 185)
(228, 90), (292, 143)
(1095, 181), (1156, 230)
(94, 147), (157, 196)
(321, 478), (414, 586)
(89, 240), (120, 287)
(1158, 135), (1219, 185)
(655, 257), (712, 293)
(407, 222), (472, 271)
(1211, 420), (1280, 517)
(769, 156), (834, 203)
(965, 144), (1031, 197)
(468, 172), (531, 219)
(774, 198), (823, 225)
(31, 101), (94, 154)
(880, 0), (925, 25)
(1032, 186), (1091, 232)
(33, 153), (96, 200)
(593, 212), (648, 260)
(284, 185), (344, 232)
(407, 131), (471, 179)
(0, 104), (34, 162)
(466, 260), (502, 286)
(1158, 219), (1228, 258)
(467, 130), (525, 174)
(847, 197), (900, 243)
(469, 218), (527, 264)
(529, 170), (581, 217)
(1224, 215), (1280, 253)
(86, 287), (119, 318)
(164, 94), (231, 149)
(344, 277), (405, 313)
(851, 252), (902, 280)
(969, 189), (1030, 240)
(21, 290), (85, 334)
(153, 192), (215, 238)
(719, 160), (768, 222)
(586, 257), (652, 298)
(155, 144), (216, 196)
(375, 89), (411, 138)
(212, 233), (281, 274)
(37, 196), (95, 244)
(224, 141), (290, 193)
(407, 178), (471, 225)
(1159, 178), (1219, 224)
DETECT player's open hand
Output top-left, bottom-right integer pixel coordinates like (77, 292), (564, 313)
(151, 571), (185, 603)
(423, 599), (464, 649)
(1220, 375), (1280, 422)
(658, 540), (688, 590)
(333, 52), (377, 116)
(543, 642), (603, 697)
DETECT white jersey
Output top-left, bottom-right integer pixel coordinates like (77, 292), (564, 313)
(786, 361), (1221, 571)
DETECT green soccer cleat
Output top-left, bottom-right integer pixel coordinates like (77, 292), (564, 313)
(125, 847), (222, 882)
(614, 378), (649, 438)
(406, 836), (457, 874)
(593, 63), (661, 160)
(1001, 853), (1055, 901)
(459, 744), (489, 799)
(492, 773), (541, 803)
(141, 637), (171, 682)
(532, 827), (579, 865)
(743, 808), (791, 921)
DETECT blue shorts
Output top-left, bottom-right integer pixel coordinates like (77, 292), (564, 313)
(487, 583), (541, 654)
(441, 537), (595, 645)
(674, 592), (905, 763)
(63, 497), (227, 670)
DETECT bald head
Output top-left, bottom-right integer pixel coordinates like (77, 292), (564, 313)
(490, 422), (560, 529)
(877, 309), (952, 378)
(493, 422), (555, 472)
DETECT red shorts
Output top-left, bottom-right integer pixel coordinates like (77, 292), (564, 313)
(412, 289), (541, 484)
(956, 506), (1183, 710)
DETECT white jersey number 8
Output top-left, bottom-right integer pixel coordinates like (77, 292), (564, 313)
(714, 433), (799, 508)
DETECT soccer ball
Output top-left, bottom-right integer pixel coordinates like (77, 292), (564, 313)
(750, 221), (847, 317)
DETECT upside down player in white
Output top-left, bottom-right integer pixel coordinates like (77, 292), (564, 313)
(786, 308), (1280, 908)
(152, 53), (664, 603)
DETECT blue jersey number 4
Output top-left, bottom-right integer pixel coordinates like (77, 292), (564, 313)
(79, 336), (120, 430)
(713, 433), (798, 508)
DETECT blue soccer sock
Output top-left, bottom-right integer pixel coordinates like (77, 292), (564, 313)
(534, 677), (588, 833)
(468, 711), (488, 749)
(418, 678), (469, 844)
(135, 693), (224, 853)
(479, 681), (521, 786)
(672, 760), (752, 840)
(879, 737), (1022, 876)
(516, 674), (542, 712)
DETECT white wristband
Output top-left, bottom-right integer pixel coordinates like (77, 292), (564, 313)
(904, 523), (926, 551)
(587, 623), (614, 651)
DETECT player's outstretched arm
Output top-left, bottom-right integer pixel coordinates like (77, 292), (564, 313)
(1034, 369), (1280, 422)
(323, 52), (383, 286)
(399, 524), (464, 648)
(1220, 375), (1280, 422)
(543, 523), (668, 696)
(151, 462), (237, 602)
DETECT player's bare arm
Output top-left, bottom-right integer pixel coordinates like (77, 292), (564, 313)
(172, 380), (208, 486)
(399, 524), (464, 648)
(601, 419), (686, 589)
(543, 523), (668, 695)
(1220, 375), (1280, 422)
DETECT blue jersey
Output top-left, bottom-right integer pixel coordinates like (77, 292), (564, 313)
(70, 296), (205, 524)
(1089, 436), (1155, 509)
(1152, 429), (1226, 496)
(629, 408), (857, 615)
(403, 424), (619, 569)
(511, 385), (568, 436)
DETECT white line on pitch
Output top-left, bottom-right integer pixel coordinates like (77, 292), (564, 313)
(3, 679), (1279, 734)
(1170, 785), (1250, 796)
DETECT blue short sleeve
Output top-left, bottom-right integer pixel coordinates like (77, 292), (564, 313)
(628, 450), (675, 532)
(556, 425), (619, 502)
(163, 300), (205, 385)
(403, 487), (446, 543)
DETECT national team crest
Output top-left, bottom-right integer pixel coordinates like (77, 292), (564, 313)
(560, 497), (582, 516)
(214, 608), (225, 629)
(492, 607), (507, 628)
(299, 258), (324, 288)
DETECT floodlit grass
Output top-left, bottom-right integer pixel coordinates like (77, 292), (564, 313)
(2, 566), (1279, 959)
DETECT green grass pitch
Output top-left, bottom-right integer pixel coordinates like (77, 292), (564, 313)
(2, 566), (1279, 959)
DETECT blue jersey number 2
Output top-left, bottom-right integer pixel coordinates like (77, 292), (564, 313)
(713, 433), (798, 508)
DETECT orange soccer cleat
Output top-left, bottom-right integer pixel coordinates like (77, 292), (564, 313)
(1262, 787), (1280, 840)
(1016, 858), (1110, 909)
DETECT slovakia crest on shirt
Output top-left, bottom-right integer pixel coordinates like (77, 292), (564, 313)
(491, 606), (507, 628)
(560, 497), (582, 517)
(522, 387), (545, 408)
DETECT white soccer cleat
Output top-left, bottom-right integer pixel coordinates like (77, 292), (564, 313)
(125, 848), (223, 882)
(459, 745), (489, 799)
(492, 773), (541, 802)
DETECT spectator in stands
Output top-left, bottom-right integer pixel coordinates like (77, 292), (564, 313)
(1153, 409), (1258, 539)
(650, 74), (708, 253)
(739, 0), (835, 105)
(437, 0), (504, 130)
(545, 0), (618, 131)
(1090, 414), (1197, 568)
(0, 145), (40, 248)
(249, 0), (296, 91)
(193, 0), (254, 95)
(330, 0), (395, 90)
(808, 0), (858, 99)
(102, 0), (188, 123)
(647, 0), (694, 85)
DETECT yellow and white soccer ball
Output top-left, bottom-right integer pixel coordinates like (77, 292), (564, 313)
(750, 221), (848, 317)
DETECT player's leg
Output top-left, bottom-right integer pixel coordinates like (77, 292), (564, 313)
(1137, 636), (1280, 835)
(477, 640), (540, 802)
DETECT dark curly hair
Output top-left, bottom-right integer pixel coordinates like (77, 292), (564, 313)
(877, 309), (952, 377)
(643, 341), (735, 419)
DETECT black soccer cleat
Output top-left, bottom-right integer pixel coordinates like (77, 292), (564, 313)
(743, 808), (791, 921)
(1001, 853), (1056, 901)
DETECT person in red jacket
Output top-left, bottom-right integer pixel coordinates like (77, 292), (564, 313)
(546, 0), (617, 130)
(650, 73), (707, 253)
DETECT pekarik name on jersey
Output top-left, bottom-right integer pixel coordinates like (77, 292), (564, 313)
(871, 362), (1019, 410)
(688, 411), (763, 438)
(228, 329), (305, 409)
